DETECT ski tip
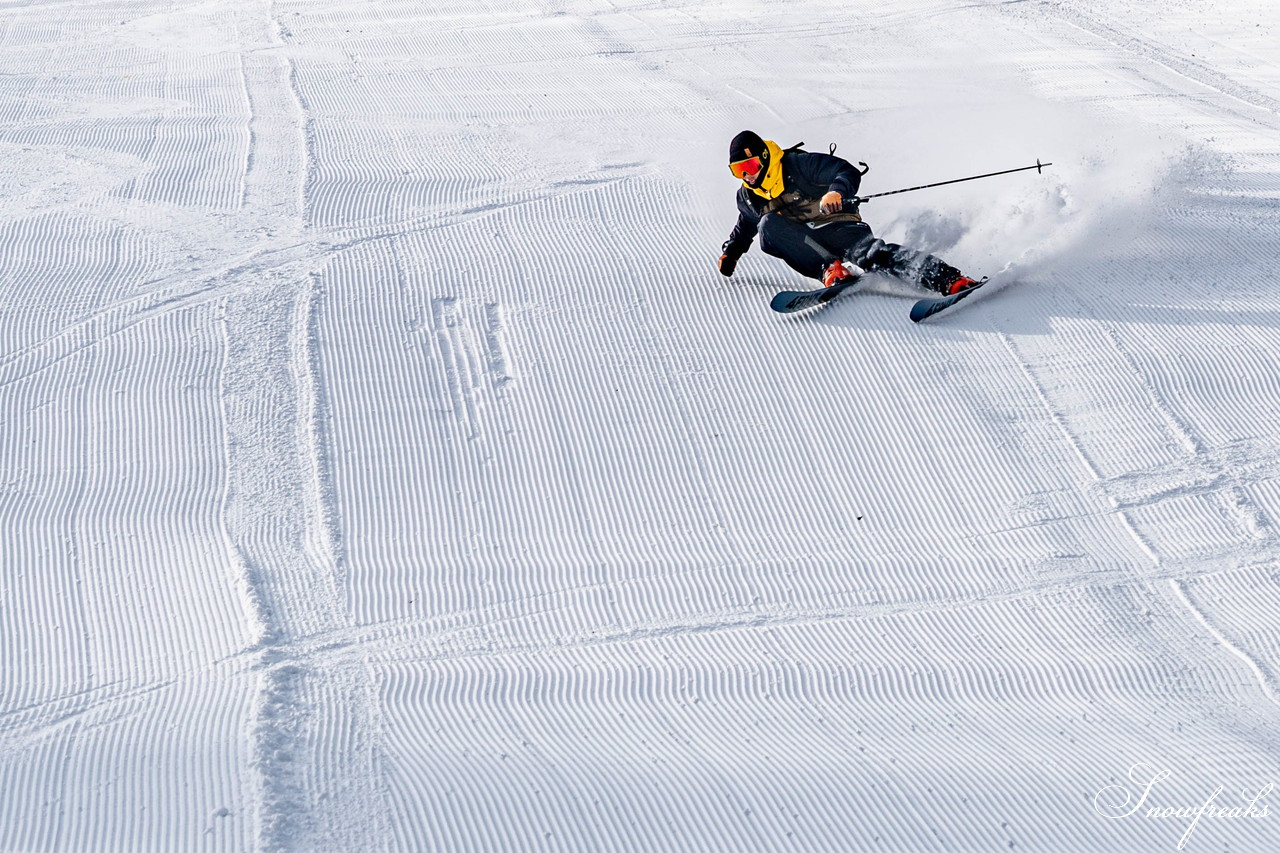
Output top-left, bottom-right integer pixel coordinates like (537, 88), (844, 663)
(909, 276), (990, 323)
(770, 291), (804, 313)
(908, 303), (936, 323)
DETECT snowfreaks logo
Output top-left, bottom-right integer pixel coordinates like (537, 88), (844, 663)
(1093, 763), (1272, 849)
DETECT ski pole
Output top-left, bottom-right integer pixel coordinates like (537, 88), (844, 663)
(854, 159), (1051, 204)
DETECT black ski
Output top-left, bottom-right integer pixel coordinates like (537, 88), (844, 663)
(909, 277), (990, 322)
(770, 276), (862, 313)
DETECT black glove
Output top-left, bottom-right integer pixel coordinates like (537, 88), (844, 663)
(718, 252), (740, 277)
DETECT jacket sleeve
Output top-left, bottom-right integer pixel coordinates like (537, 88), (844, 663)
(796, 152), (862, 199)
(723, 187), (762, 257)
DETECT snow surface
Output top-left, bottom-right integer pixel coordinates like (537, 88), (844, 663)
(2, 0), (1279, 849)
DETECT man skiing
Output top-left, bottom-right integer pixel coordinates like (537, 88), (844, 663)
(718, 130), (980, 296)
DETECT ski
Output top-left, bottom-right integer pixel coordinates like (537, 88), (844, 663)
(909, 277), (989, 323)
(770, 275), (862, 314)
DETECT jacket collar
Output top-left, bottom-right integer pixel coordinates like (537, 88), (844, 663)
(744, 139), (786, 200)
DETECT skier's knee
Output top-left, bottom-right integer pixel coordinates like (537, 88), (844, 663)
(757, 211), (808, 253)
(851, 237), (890, 270)
(757, 213), (795, 255)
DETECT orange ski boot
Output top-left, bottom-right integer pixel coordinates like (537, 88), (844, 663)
(823, 259), (852, 289)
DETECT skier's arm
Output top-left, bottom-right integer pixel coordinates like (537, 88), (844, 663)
(799, 152), (862, 213)
(719, 188), (761, 276)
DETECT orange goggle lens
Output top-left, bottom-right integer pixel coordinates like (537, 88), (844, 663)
(729, 156), (763, 181)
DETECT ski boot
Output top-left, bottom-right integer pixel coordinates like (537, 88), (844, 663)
(946, 276), (982, 295)
(822, 259), (854, 289)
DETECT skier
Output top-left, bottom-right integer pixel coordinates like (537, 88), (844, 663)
(717, 130), (981, 296)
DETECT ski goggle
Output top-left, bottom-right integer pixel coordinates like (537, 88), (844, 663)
(729, 156), (764, 182)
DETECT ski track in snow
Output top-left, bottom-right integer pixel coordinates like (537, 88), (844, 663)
(2, 0), (1280, 849)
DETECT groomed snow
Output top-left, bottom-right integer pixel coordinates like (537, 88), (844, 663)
(2, 0), (1279, 849)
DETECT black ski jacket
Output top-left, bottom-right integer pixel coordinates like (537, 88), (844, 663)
(723, 150), (864, 257)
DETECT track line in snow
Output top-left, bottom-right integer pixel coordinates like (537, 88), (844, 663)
(995, 329), (1162, 566)
(237, 4), (308, 219)
(1169, 578), (1280, 710)
(1016, 0), (1280, 125)
(217, 272), (392, 850)
(0, 170), (632, 397)
(429, 297), (514, 430)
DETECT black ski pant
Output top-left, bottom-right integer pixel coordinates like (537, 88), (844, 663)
(756, 213), (962, 294)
